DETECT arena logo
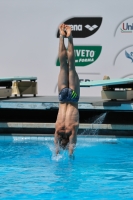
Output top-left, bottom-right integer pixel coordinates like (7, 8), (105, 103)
(114, 16), (133, 36)
(56, 17), (102, 38)
(56, 46), (102, 67)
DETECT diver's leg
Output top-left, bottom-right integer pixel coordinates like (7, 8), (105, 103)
(65, 25), (80, 96)
(58, 24), (68, 92)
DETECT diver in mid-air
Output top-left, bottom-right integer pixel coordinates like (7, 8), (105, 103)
(54, 24), (80, 158)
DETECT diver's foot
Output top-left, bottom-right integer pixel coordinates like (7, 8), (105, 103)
(59, 24), (66, 37)
(65, 25), (72, 38)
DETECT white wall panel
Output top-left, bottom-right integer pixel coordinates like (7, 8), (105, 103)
(0, 0), (133, 97)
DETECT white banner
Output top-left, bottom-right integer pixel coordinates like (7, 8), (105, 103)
(0, 0), (133, 97)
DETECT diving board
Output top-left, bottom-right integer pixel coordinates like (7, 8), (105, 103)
(0, 76), (37, 98)
(80, 77), (133, 100)
(0, 76), (37, 82)
(80, 78), (133, 87)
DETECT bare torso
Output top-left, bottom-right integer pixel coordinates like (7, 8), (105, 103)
(55, 103), (79, 141)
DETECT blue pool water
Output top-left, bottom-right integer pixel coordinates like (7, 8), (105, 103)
(0, 136), (133, 200)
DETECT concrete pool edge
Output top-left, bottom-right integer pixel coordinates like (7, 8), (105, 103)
(0, 96), (133, 111)
(0, 122), (133, 130)
(0, 123), (133, 136)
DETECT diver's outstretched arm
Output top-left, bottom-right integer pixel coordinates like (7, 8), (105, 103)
(68, 131), (77, 158)
(54, 132), (60, 155)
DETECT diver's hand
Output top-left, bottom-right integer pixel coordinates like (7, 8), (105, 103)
(69, 154), (75, 160)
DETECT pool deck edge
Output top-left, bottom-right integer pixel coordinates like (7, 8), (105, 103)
(0, 96), (133, 111)
(0, 122), (133, 130)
